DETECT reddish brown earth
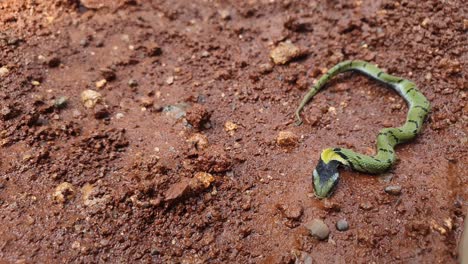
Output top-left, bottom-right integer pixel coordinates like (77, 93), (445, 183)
(0, 0), (467, 263)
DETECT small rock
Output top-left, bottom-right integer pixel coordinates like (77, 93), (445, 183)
(323, 200), (341, 212)
(95, 79), (107, 89)
(47, 56), (61, 68)
(128, 79), (138, 87)
(31, 80), (41, 86)
(100, 239), (109, 246)
(278, 203), (303, 220)
(163, 104), (187, 120)
(166, 76), (174, 85)
(93, 105), (110, 119)
(336, 219), (349, 231)
(139, 96), (154, 107)
(187, 133), (209, 150)
(81, 89), (102, 108)
(1, 105), (20, 120)
(421, 18), (430, 27)
(115, 113), (124, 119)
(276, 130), (298, 147)
(52, 182), (75, 203)
(284, 17), (313, 32)
(79, 0), (121, 9)
(218, 9), (231, 20)
(304, 219), (330, 240)
(384, 185), (402, 195)
(359, 202), (373, 211)
(194, 172), (215, 188)
(54, 96), (68, 109)
(378, 173), (394, 183)
(258, 63), (273, 74)
(72, 110), (82, 118)
(270, 42), (307, 65)
(100, 68), (116, 81)
(0, 66), (9, 77)
(224, 121), (238, 135)
(186, 104), (211, 130)
(146, 43), (162, 56)
(164, 179), (192, 202)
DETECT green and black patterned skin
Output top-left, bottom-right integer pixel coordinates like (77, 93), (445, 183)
(295, 60), (430, 198)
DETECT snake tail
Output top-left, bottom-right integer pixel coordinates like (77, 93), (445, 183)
(296, 60), (430, 198)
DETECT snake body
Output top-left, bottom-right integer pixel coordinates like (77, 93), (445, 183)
(295, 60), (430, 198)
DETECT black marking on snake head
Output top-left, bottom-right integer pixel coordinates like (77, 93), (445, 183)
(413, 129), (418, 134)
(335, 151), (355, 170)
(333, 148), (342, 152)
(377, 71), (383, 77)
(379, 148), (389, 153)
(387, 159), (392, 164)
(316, 159), (340, 183)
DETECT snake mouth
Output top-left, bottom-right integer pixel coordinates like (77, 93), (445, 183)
(312, 159), (341, 198)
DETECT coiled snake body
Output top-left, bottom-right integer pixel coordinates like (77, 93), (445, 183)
(295, 60), (430, 198)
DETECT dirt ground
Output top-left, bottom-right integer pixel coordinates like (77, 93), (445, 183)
(0, 0), (467, 263)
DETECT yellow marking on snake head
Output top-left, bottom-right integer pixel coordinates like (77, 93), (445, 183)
(321, 148), (348, 165)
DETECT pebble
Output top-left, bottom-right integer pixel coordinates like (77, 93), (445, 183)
(278, 203), (303, 220)
(164, 179), (192, 202)
(115, 113), (124, 119)
(139, 96), (154, 107)
(146, 43), (162, 56)
(166, 76), (174, 85)
(384, 185), (402, 195)
(276, 130), (298, 147)
(187, 133), (209, 150)
(304, 219), (330, 240)
(378, 173), (394, 183)
(93, 105), (110, 119)
(0, 66), (9, 77)
(224, 121), (238, 135)
(270, 42), (306, 65)
(258, 63), (273, 74)
(54, 96), (68, 109)
(100, 68), (116, 81)
(194, 172), (215, 188)
(95, 79), (107, 89)
(128, 79), (138, 87)
(52, 182), (75, 203)
(323, 200), (341, 212)
(359, 202), (374, 211)
(163, 104), (187, 119)
(81, 89), (102, 108)
(47, 56), (61, 68)
(218, 9), (231, 20)
(336, 219), (349, 231)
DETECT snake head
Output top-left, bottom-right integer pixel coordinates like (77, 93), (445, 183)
(312, 159), (341, 198)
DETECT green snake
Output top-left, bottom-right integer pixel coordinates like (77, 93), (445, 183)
(295, 60), (430, 198)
